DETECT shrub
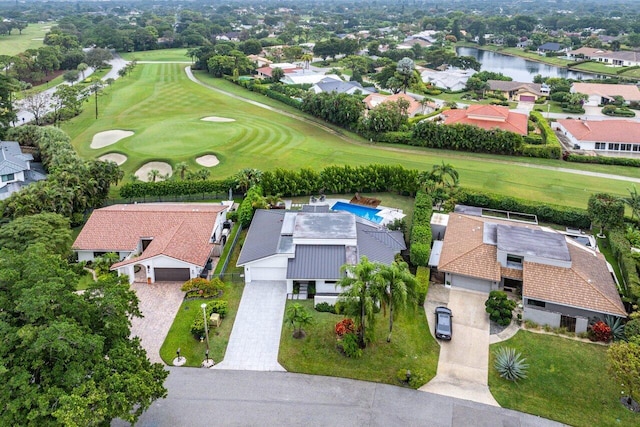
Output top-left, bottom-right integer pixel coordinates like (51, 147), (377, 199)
(315, 302), (336, 313)
(591, 320), (612, 342)
(206, 300), (228, 318)
(494, 347), (529, 382)
(335, 318), (356, 337)
(410, 192), (433, 267)
(181, 277), (224, 299)
(190, 312), (206, 339)
(238, 185), (264, 227)
(566, 154), (640, 167)
(608, 229), (640, 304)
(625, 318), (640, 342)
(485, 290), (516, 326)
(415, 266), (430, 306)
(340, 332), (362, 358)
(603, 315), (626, 341)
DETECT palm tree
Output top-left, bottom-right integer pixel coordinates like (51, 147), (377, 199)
(301, 53), (313, 70)
(175, 162), (189, 180)
(429, 161), (459, 189)
(624, 185), (640, 221)
(147, 169), (160, 182)
(338, 257), (379, 348)
(419, 97), (434, 115)
(77, 63), (88, 79)
(376, 261), (417, 343)
(285, 303), (313, 339)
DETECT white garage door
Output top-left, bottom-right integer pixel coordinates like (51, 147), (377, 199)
(451, 275), (492, 292)
(250, 267), (286, 281)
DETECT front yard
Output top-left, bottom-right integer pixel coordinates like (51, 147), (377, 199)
(279, 299), (440, 387)
(489, 330), (639, 427)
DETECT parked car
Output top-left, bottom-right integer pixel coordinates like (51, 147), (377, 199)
(435, 306), (452, 340)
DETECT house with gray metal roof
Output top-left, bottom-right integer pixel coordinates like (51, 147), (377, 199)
(0, 141), (47, 201)
(310, 78), (375, 96)
(237, 208), (406, 304)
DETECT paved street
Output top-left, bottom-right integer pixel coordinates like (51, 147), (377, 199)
(213, 280), (287, 371)
(115, 369), (561, 427)
(129, 281), (185, 364)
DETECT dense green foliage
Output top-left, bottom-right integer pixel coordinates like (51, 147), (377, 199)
(0, 245), (168, 425)
(607, 229), (640, 304)
(454, 188), (591, 228)
(415, 266), (431, 306)
(528, 111), (562, 159)
(588, 193), (625, 234)
(0, 212), (72, 256)
(120, 177), (235, 199)
(485, 290), (517, 326)
(238, 185), (263, 227)
(410, 192), (433, 267)
(566, 154), (640, 167)
(301, 91), (365, 130)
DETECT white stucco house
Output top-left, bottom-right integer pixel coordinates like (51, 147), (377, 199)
(73, 203), (232, 283)
(236, 205), (406, 305)
(429, 206), (627, 333)
(554, 119), (640, 155)
(571, 82), (640, 106)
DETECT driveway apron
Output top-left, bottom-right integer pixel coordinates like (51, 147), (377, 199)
(129, 281), (185, 364)
(214, 281), (287, 371)
(421, 288), (500, 406)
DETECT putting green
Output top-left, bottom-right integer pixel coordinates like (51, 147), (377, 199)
(62, 63), (640, 209)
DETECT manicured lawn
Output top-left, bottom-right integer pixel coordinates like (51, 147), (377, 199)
(620, 68), (640, 79)
(571, 62), (621, 76)
(279, 299), (440, 387)
(0, 22), (53, 56)
(61, 63), (640, 209)
(489, 331), (639, 427)
(120, 48), (191, 62)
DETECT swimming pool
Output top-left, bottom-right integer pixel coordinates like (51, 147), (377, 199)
(331, 201), (383, 223)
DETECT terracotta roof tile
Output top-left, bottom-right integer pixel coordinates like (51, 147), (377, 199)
(557, 119), (640, 144)
(73, 203), (227, 268)
(442, 105), (528, 135)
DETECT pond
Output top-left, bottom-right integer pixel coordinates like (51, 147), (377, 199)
(456, 47), (598, 82)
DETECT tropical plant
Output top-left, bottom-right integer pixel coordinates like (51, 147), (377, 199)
(174, 162), (189, 180)
(608, 341), (640, 406)
(93, 252), (120, 276)
(181, 277), (224, 299)
(206, 300), (228, 318)
(485, 290), (517, 326)
(285, 303), (313, 339)
(494, 347), (529, 382)
(376, 261), (417, 342)
(335, 318), (356, 337)
(588, 193), (625, 236)
(591, 320), (612, 342)
(623, 185), (640, 221)
(340, 332), (363, 358)
(604, 315), (626, 341)
(147, 169), (161, 183)
(626, 318), (640, 344)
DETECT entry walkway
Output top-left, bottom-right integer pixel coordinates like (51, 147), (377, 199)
(213, 281), (287, 371)
(421, 287), (499, 406)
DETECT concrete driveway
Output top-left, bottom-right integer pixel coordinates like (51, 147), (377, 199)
(129, 281), (185, 364)
(421, 286), (499, 406)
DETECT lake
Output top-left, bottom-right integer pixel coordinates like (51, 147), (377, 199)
(456, 47), (596, 82)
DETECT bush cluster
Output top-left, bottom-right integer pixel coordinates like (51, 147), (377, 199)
(181, 277), (224, 299)
(410, 192), (433, 267)
(527, 111), (562, 159)
(608, 229), (640, 304)
(119, 178), (234, 199)
(315, 302), (337, 313)
(485, 290), (516, 326)
(454, 188), (591, 228)
(238, 185), (263, 227)
(565, 154), (640, 167)
(415, 266), (430, 306)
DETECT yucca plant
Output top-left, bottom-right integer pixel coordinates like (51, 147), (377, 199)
(604, 315), (626, 342)
(494, 347), (529, 382)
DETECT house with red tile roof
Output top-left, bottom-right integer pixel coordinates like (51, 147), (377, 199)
(429, 206), (626, 333)
(571, 82), (640, 106)
(554, 119), (640, 155)
(362, 93), (436, 117)
(73, 203), (232, 283)
(441, 105), (529, 135)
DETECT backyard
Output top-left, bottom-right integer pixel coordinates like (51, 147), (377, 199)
(489, 330), (638, 427)
(279, 299), (440, 386)
(60, 63), (640, 209)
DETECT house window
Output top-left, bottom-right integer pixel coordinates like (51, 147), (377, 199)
(621, 144), (632, 151)
(634, 145), (640, 152)
(608, 143), (620, 151)
(506, 254), (523, 269)
(1, 173), (15, 182)
(527, 299), (546, 308)
(595, 143), (606, 150)
(560, 315), (576, 332)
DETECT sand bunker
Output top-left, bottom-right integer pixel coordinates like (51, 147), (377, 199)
(195, 155), (220, 167)
(91, 130), (134, 149)
(201, 116), (236, 123)
(135, 162), (173, 182)
(31, 38), (44, 41)
(98, 153), (127, 165)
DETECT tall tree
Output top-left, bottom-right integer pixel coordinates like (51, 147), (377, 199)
(0, 74), (17, 137)
(22, 90), (51, 125)
(0, 212), (72, 255)
(376, 261), (417, 342)
(0, 244), (168, 425)
(588, 193), (625, 236)
(338, 257), (379, 347)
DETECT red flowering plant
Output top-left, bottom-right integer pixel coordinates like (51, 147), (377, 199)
(335, 318), (356, 337)
(591, 321), (612, 342)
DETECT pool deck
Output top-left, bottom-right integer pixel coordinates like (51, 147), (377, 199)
(289, 198), (405, 226)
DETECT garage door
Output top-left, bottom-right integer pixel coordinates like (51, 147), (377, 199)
(154, 268), (190, 282)
(519, 95), (535, 102)
(250, 267), (286, 281)
(451, 275), (491, 292)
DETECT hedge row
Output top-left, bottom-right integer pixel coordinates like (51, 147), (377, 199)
(565, 154), (640, 167)
(119, 178), (235, 199)
(454, 188), (591, 229)
(608, 229), (640, 304)
(416, 266), (430, 306)
(528, 111), (562, 159)
(410, 192), (433, 267)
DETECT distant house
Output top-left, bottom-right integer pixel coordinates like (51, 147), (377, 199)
(421, 68), (476, 91)
(255, 62), (299, 79)
(0, 141), (47, 201)
(537, 42), (565, 54)
(310, 78), (374, 95)
(73, 203), (232, 283)
(570, 82), (640, 106)
(567, 48), (640, 67)
(487, 80), (549, 102)
(398, 38), (432, 50)
(567, 47), (611, 61)
(282, 72), (342, 86)
(430, 206), (627, 333)
(441, 105), (529, 135)
(237, 207), (406, 305)
(363, 93), (436, 117)
(247, 55), (272, 68)
(554, 119), (640, 154)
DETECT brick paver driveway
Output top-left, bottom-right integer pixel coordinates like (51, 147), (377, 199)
(130, 281), (185, 364)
